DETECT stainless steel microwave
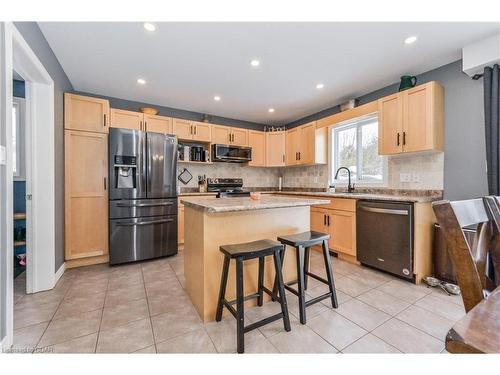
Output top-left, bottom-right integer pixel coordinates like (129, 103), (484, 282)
(212, 144), (252, 163)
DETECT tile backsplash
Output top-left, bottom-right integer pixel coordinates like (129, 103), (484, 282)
(177, 152), (443, 191)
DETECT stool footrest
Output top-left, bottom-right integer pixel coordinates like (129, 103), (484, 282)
(226, 293), (260, 306)
(305, 292), (333, 307)
(244, 312), (286, 333)
(222, 300), (238, 318)
(305, 271), (329, 286)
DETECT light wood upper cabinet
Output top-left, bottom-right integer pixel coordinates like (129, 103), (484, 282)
(286, 128), (300, 165)
(172, 118), (193, 140)
(211, 124), (247, 146)
(248, 130), (266, 167)
(64, 93), (109, 133)
(212, 125), (232, 144)
(266, 131), (286, 167)
(144, 114), (172, 134)
(64, 130), (108, 260)
(110, 108), (143, 130)
(192, 122), (212, 142)
(286, 121), (327, 166)
(378, 81), (444, 155)
(378, 93), (403, 155)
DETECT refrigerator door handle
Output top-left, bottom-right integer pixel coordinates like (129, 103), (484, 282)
(116, 202), (174, 208)
(116, 218), (174, 226)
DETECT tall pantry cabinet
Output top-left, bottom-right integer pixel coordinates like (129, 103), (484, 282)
(64, 93), (110, 267)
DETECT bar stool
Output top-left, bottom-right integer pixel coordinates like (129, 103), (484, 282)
(274, 231), (338, 324)
(215, 239), (291, 354)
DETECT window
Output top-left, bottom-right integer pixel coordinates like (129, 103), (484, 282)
(330, 115), (386, 185)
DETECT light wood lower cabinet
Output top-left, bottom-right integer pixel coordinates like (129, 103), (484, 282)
(64, 130), (108, 261)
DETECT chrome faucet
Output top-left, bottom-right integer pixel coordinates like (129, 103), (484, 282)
(334, 167), (355, 193)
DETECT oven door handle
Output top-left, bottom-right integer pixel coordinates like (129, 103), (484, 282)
(116, 218), (174, 226)
(116, 202), (174, 208)
(359, 206), (408, 215)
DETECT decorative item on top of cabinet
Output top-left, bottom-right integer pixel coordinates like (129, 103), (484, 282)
(286, 121), (327, 166)
(64, 93), (109, 133)
(211, 124), (248, 146)
(378, 81), (444, 155)
(247, 130), (266, 167)
(266, 131), (286, 167)
(64, 130), (108, 263)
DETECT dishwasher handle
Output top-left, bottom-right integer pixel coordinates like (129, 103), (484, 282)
(359, 206), (409, 216)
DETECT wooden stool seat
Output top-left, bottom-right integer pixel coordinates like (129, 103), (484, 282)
(220, 239), (282, 259)
(275, 231), (338, 324)
(277, 231), (330, 247)
(216, 239), (291, 353)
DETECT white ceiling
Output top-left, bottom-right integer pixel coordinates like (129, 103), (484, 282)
(39, 22), (500, 124)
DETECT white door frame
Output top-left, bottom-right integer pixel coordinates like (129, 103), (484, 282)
(0, 22), (56, 348)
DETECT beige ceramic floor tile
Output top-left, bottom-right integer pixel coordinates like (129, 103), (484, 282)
(104, 284), (147, 307)
(151, 307), (203, 342)
(96, 318), (154, 353)
(132, 345), (157, 353)
(356, 289), (411, 316)
(376, 279), (431, 304)
(414, 294), (466, 322)
(12, 321), (49, 350)
(156, 329), (216, 353)
(53, 292), (105, 319)
(396, 305), (454, 341)
(40, 333), (98, 354)
(65, 279), (109, 298)
(336, 299), (391, 331)
(307, 310), (367, 350)
(14, 302), (59, 329)
(334, 275), (374, 297)
(268, 321), (337, 353)
(100, 298), (149, 331)
(342, 333), (401, 353)
(372, 318), (444, 353)
(38, 309), (102, 347)
(147, 294), (194, 317)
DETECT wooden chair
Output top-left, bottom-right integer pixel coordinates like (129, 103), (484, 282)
(481, 196), (500, 285)
(432, 199), (497, 313)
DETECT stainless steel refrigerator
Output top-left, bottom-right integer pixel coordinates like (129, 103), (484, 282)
(108, 128), (178, 265)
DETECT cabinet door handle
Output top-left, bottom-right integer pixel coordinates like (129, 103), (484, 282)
(103, 114), (107, 127)
(103, 177), (107, 190)
(190, 125), (193, 135)
(194, 125), (197, 135)
(298, 152), (301, 160)
(140, 121), (143, 131)
(282, 154), (285, 163)
(323, 214), (327, 226)
(403, 131), (406, 145)
(327, 215), (330, 226)
(397, 132), (400, 146)
(144, 121), (147, 130)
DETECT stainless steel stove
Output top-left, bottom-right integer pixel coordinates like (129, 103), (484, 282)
(207, 178), (251, 198)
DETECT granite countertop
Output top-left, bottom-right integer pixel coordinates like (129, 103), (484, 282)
(179, 192), (217, 196)
(274, 191), (438, 203)
(180, 195), (329, 213)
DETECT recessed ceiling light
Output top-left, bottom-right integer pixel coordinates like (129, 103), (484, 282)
(268, 108), (275, 113)
(316, 83), (325, 89)
(213, 95), (221, 101)
(143, 22), (157, 32)
(404, 36), (417, 45)
(137, 78), (146, 85)
(250, 59), (260, 67)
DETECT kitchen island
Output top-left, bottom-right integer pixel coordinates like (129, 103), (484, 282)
(180, 195), (329, 322)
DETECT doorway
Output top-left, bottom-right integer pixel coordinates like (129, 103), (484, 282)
(1, 22), (56, 349)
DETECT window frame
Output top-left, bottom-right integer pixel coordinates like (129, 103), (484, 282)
(329, 114), (387, 187)
(12, 97), (26, 181)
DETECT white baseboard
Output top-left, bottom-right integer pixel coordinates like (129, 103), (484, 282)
(54, 262), (65, 286)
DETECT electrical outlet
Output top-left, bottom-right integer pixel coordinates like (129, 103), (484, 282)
(412, 173), (421, 183)
(399, 173), (411, 183)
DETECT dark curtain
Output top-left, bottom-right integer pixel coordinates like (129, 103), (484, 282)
(484, 64), (500, 195)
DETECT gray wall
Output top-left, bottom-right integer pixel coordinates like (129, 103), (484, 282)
(72, 91), (266, 131)
(14, 22), (74, 271)
(287, 60), (488, 200)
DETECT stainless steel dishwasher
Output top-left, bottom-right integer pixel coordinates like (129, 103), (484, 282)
(356, 200), (414, 280)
